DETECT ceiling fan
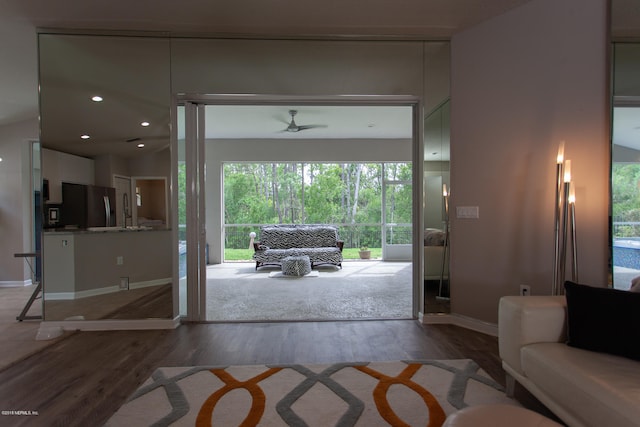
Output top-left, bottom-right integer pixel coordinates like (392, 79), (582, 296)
(280, 110), (327, 133)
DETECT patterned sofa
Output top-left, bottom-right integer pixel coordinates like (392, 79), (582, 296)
(252, 225), (344, 270)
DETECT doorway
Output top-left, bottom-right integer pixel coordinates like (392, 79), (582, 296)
(176, 96), (422, 322)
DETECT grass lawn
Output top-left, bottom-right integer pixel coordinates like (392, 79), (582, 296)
(224, 248), (382, 261)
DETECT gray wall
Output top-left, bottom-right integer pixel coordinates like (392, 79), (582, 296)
(0, 118), (38, 286)
(450, 0), (609, 323)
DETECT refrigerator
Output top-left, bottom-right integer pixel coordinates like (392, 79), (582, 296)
(61, 183), (116, 228)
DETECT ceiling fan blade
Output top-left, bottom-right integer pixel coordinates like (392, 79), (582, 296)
(274, 114), (290, 125)
(276, 109), (327, 132)
(297, 124), (328, 131)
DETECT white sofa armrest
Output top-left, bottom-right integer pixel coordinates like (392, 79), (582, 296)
(498, 296), (567, 375)
(424, 246), (448, 280)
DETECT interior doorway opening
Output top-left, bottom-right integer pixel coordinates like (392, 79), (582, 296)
(176, 97), (423, 322)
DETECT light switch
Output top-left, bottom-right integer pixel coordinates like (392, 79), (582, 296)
(456, 206), (479, 219)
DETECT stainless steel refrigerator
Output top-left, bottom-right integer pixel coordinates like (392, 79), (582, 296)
(61, 183), (116, 228)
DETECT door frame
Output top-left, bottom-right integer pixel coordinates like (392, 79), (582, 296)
(174, 94), (424, 321)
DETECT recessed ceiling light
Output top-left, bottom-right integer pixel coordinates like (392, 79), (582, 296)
(81, 134), (90, 140)
(140, 121), (150, 127)
(137, 143), (145, 148)
(91, 95), (103, 102)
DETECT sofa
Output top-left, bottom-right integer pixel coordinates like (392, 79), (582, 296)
(424, 228), (448, 281)
(499, 283), (640, 427)
(252, 224), (344, 270)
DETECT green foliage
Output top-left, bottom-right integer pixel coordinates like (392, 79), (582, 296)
(222, 162), (412, 230)
(224, 249), (255, 261)
(178, 162), (186, 225)
(612, 164), (640, 238)
(612, 164), (640, 218)
(217, 162), (413, 255)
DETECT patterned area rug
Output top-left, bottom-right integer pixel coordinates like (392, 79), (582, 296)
(107, 359), (519, 426)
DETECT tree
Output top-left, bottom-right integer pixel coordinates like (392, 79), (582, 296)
(221, 161), (412, 249)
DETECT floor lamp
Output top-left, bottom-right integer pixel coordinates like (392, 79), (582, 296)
(437, 184), (450, 300)
(553, 143), (578, 295)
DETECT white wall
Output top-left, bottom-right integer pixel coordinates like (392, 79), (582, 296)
(41, 148), (95, 203)
(423, 42), (451, 114)
(450, 0), (610, 323)
(0, 118), (38, 285)
(171, 39), (425, 96)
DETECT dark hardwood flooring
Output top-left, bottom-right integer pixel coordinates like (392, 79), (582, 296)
(107, 284), (173, 319)
(0, 320), (558, 427)
(424, 279), (451, 314)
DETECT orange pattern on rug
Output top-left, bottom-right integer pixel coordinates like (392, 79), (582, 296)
(107, 360), (520, 426)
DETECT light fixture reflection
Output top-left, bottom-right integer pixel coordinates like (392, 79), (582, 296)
(137, 143), (145, 148)
(91, 95), (103, 102)
(81, 134), (90, 140)
(140, 121), (150, 127)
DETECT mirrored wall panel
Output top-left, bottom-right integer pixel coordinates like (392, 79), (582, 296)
(611, 42), (640, 291)
(38, 33), (172, 321)
(423, 99), (450, 313)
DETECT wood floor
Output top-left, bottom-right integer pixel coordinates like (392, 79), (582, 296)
(0, 320), (556, 427)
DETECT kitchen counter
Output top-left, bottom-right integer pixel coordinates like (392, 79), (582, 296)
(44, 226), (169, 235)
(43, 229), (172, 302)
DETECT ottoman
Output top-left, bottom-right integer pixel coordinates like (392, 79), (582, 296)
(443, 404), (562, 427)
(281, 255), (312, 276)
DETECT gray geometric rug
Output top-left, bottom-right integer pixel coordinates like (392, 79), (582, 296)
(106, 359), (520, 426)
(205, 262), (412, 322)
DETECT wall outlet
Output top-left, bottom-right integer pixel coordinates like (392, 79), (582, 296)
(116, 256), (124, 265)
(520, 284), (531, 296)
(119, 277), (129, 290)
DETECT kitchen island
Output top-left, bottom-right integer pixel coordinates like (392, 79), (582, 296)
(43, 227), (172, 301)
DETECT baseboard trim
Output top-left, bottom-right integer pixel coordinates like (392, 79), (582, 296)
(421, 312), (498, 337)
(45, 286), (119, 300)
(0, 279), (33, 288)
(44, 278), (171, 300)
(37, 316), (181, 337)
(129, 278), (171, 290)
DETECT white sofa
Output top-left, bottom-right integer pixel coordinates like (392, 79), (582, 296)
(423, 228), (448, 281)
(499, 295), (640, 427)
(424, 246), (448, 280)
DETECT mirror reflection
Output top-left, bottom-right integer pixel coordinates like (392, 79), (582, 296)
(423, 99), (450, 314)
(611, 42), (640, 291)
(38, 33), (173, 321)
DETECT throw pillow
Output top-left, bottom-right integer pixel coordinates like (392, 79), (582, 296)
(424, 228), (445, 246)
(564, 281), (640, 361)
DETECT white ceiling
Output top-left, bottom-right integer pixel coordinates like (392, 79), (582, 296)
(613, 107), (640, 150)
(1, 0), (638, 157)
(200, 105), (414, 140)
